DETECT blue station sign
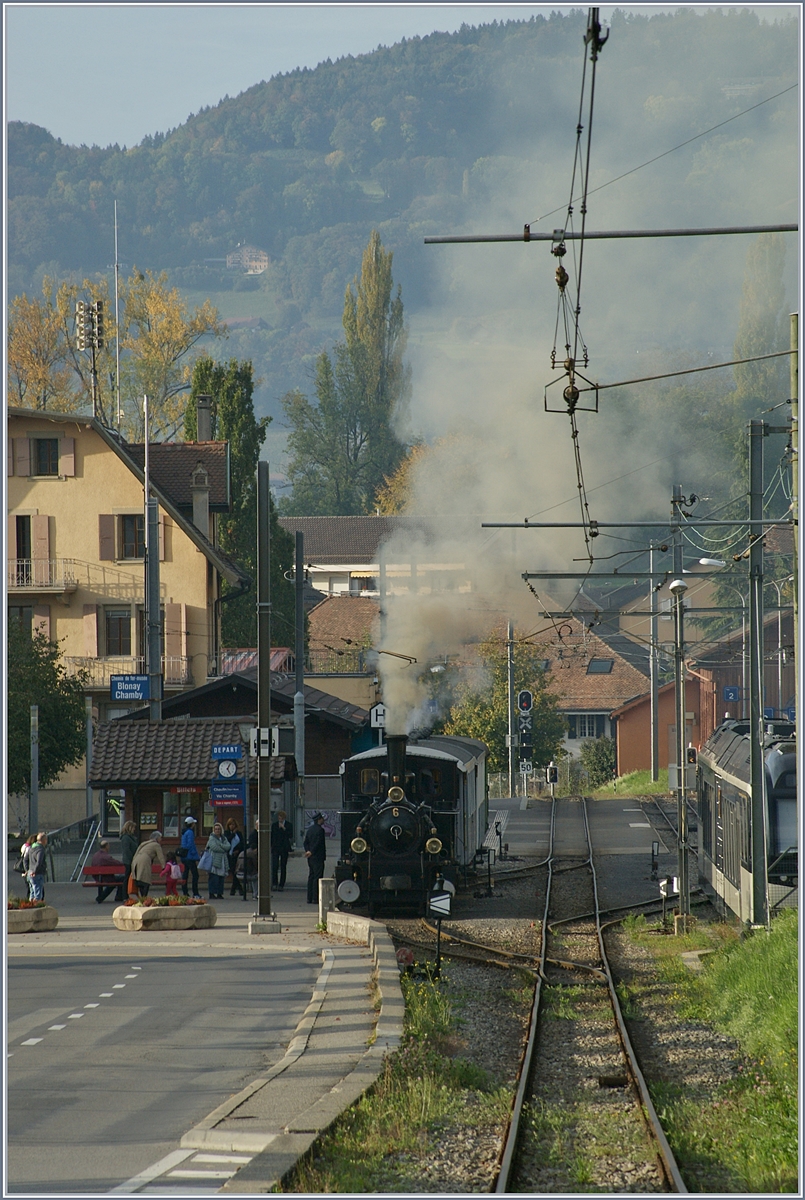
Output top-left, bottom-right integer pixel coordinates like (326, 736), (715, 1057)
(209, 780), (246, 802)
(211, 743), (243, 760)
(110, 674), (150, 702)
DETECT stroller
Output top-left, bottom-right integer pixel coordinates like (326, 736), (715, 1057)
(235, 849), (258, 899)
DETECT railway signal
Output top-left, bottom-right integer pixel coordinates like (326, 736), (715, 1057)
(517, 689), (533, 711)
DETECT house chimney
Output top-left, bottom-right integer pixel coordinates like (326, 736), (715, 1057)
(191, 461), (210, 537)
(196, 394), (212, 442)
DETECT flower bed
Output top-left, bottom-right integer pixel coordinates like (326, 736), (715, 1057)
(7, 903), (59, 934)
(113, 900), (217, 931)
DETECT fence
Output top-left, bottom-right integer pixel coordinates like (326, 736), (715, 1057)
(488, 771), (548, 800)
(42, 815), (100, 882)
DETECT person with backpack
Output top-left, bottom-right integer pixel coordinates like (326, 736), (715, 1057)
(180, 816), (201, 898)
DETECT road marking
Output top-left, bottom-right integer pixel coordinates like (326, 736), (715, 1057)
(168, 1168), (235, 1179)
(68, 1013), (84, 1019)
(99, 992), (114, 997)
(48, 1024), (66, 1030)
(629, 822), (651, 828)
(191, 1154), (252, 1164)
(20, 1038), (42, 1045)
(85, 1002), (100, 1008)
(112, 984), (126, 988)
(110, 1148), (195, 1193)
(130, 965), (142, 970)
(125, 974), (138, 978)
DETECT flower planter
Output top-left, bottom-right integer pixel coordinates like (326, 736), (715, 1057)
(7, 905), (59, 934)
(112, 903), (217, 931)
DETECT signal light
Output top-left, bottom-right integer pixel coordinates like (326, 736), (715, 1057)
(93, 300), (104, 349)
(546, 762), (559, 784)
(686, 745), (698, 765)
(517, 689), (533, 712)
(75, 301), (86, 351)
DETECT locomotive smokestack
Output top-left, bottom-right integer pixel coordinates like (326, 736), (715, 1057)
(386, 733), (408, 790)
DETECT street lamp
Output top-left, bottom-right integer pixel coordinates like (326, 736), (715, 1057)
(669, 577), (690, 928)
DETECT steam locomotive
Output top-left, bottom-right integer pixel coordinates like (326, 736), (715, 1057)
(335, 733), (488, 916)
(696, 718), (797, 923)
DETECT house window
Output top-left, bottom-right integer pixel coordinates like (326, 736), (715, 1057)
(120, 514), (145, 559)
(567, 714), (606, 739)
(8, 606), (33, 635)
(105, 608), (132, 656)
(34, 438), (59, 476)
(586, 658), (614, 674)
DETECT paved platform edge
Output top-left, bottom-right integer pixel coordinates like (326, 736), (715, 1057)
(214, 915), (404, 1192)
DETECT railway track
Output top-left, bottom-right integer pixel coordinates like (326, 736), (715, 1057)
(493, 796), (686, 1194)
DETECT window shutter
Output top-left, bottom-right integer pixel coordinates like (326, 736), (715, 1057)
(164, 602), (184, 658)
(7, 441), (14, 477)
(99, 514), (115, 560)
(32, 514), (50, 562)
(7, 514), (17, 564)
(158, 514), (165, 560)
(567, 715), (577, 739)
(33, 605), (51, 640)
(14, 438), (30, 476)
(83, 604), (98, 656)
(60, 437), (75, 476)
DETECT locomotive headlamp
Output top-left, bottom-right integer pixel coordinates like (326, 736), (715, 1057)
(388, 786), (405, 802)
(351, 837), (368, 855)
(425, 837), (442, 855)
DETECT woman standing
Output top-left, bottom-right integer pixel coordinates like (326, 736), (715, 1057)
(205, 823), (231, 899)
(180, 816), (201, 898)
(120, 820), (139, 901)
(225, 818), (244, 896)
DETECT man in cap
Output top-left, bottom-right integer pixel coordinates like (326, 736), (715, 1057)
(303, 812), (327, 904)
(180, 816), (201, 898)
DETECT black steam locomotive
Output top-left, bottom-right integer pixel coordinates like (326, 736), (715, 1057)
(696, 718), (797, 923)
(335, 733), (488, 916)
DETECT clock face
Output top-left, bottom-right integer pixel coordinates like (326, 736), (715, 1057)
(218, 759), (237, 778)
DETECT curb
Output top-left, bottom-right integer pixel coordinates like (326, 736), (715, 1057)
(213, 914), (404, 1192)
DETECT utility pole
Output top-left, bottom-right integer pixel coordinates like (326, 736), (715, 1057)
(294, 531), (306, 845)
(669, 577), (690, 927)
(649, 544), (659, 782)
(143, 395), (162, 721)
(506, 621), (516, 798)
(790, 313), (798, 731)
(29, 704), (39, 835)
(748, 419), (769, 928)
(252, 461), (279, 933)
(114, 201), (121, 428)
(85, 696), (94, 820)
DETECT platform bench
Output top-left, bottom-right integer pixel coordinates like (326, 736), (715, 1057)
(81, 864), (166, 890)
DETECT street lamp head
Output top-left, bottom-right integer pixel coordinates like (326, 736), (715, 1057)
(699, 558), (726, 567)
(668, 578), (688, 596)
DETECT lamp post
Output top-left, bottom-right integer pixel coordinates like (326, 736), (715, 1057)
(669, 577), (690, 928)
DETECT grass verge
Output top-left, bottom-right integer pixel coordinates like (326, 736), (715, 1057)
(279, 969), (512, 1193)
(622, 908), (797, 1192)
(592, 770), (672, 797)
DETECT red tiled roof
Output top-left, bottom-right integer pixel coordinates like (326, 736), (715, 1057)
(540, 619), (649, 712)
(308, 596), (380, 649)
(125, 442), (229, 510)
(277, 516), (428, 564)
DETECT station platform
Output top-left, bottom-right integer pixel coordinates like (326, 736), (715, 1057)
(8, 852), (404, 1194)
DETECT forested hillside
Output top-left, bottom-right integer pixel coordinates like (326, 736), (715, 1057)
(8, 8), (798, 425)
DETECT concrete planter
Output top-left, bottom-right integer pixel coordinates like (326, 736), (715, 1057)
(112, 903), (217, 931)
(7, 905), (59, 934)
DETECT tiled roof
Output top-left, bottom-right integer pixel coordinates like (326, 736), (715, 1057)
(308, 596), (380, 649)
(88, 717), (293, 787)
(277, 516), (428, 564)
(124, 442), (230, 510)
(540, 619), (649, 712)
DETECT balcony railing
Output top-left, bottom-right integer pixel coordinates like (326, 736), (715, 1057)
(64, 655), (194, 688)
(8, 558), (77, 592)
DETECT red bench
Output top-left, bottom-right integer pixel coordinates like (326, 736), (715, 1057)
(81, 864), (166, 890)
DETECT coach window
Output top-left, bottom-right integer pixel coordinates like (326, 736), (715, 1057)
(360, 768), (380, 795)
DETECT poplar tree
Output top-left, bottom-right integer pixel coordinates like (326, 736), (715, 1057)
(281, 230), (410, 514)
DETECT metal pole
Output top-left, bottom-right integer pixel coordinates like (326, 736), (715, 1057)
(85, 696), (94, 820)
(29, 704), (39, 835)
(749, 420), (768, 928)
(742, 598), (747, 720)
(256, 462), (274, 920)
(425, 222), (798, 244)
(114, 200), (121, 429)
(650, 545), (659, 782)
(294, 531), (305, 844)
(507, 621), (515, 798)
(670, 581), (689, 924)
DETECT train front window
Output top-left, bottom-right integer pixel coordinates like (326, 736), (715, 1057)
(419, 768), (443, 798)
(360, 768), (380, 795)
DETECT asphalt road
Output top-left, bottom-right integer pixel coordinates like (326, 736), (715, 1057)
(7, 951), (319, 1193)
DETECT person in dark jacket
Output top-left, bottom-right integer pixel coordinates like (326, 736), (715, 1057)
(271, 810), (293, 890)
(303, 813), (327, 904)
(26, 833), (48, 902)
(225, 818), (245, 896)
(180, 816), (201, 897)
(120, 821), (139, 901)
(90, 840), (125, 904)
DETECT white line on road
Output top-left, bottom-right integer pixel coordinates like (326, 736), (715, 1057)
(68, 1012), (84, 1018)
(48, 1024), (66, 1030)
(191, 1154), (252, 1164)
(112, 984), (126, 988)
(629, 822), (651, 828)
(85, 1002), (100, 1008)
(125, 974), (138, 978)
(99, 992), (114, 997)
(130, 966), (142, 970)
(168, 1168), (235, 1179)
(20, 1038), (42, 1045)
(109, 1148), (195, 1194)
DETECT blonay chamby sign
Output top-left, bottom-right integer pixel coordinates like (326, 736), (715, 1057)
(110, 674), (150, 702)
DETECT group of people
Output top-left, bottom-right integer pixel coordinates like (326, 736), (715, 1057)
(20, 809), (327, 905)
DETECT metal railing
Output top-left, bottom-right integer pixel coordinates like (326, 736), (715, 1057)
(306, 647), (372, 674)
(64, 654), (193, 686)
(8, 558), (77, 590)
(41, 815), (100, 882)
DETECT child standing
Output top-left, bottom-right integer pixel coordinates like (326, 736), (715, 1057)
(161, 852), (183, 897)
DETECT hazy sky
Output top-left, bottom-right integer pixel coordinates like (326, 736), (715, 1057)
(5, 3), (795, 149)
